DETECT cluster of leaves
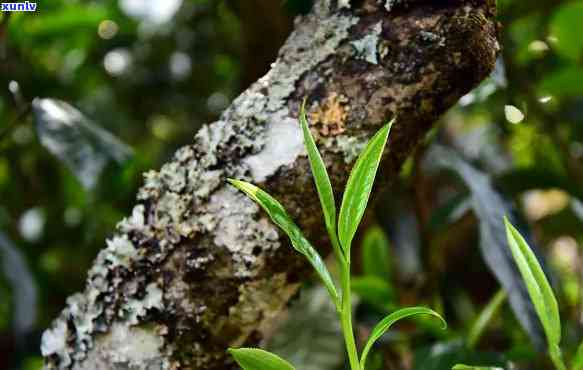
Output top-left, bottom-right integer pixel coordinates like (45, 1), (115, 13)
(1, 0), (583, 369)
(228, 105), (445, 370)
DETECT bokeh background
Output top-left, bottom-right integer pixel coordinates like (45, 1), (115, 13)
(0, 1), (582, 369)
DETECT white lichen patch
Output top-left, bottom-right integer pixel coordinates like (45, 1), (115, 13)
(105, 236), (138, 268)
(209, 187), (280, 277)
(384, 0), (401, 12)
(159, 162), (186, 193)
(420, 30), (446, 47)
(244, 116), (303, 181)
(137, 170), (163, 200)
(125, 283), (164, 324)
(351, 22), (382, 64)
(232, 11), (358, 183)
(75, 323), (166, 370)
(338, 0), (351, 9)
(322, 134), (369, 164)
(41, 320), (70, 364)
(42, 290), (106, 367)
(118, 204), (145, 233)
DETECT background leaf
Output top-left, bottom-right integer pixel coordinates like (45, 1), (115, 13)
(549, 1), (583, 61)
(267, 286), (344, 370)
(362, 226), (392, 279)
(229, 348), (295, 370)
(351, 276), (394, 311)
(32, 98), (132, 190)
(452, 365), (503, 370)
(0, 231), (37, 335)
(426, 145), (546, 349)
(413, 341), (506, 370)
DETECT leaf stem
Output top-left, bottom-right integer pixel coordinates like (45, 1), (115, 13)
(467, 289), (507, 349)
(549, 344), (567, 370)
(339, 258), (361, 370)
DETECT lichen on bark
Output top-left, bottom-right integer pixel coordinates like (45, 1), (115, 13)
(42, 1), (499, 369)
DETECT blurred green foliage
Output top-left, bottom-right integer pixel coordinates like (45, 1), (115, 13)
(0, 0), (582, 369)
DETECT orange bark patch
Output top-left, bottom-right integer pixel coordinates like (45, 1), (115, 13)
(309, 92), (349, 137)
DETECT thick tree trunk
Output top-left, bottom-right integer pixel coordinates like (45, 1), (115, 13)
(41, 1), (498, 369)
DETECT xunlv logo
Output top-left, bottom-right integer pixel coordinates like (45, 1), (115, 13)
(1, 1), (37, 11)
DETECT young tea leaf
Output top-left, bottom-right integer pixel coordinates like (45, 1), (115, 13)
(360, 306), (445, 369)
(338, 120), (393, 256)
(504, 218), (561, 349)
(299, 100), (339, 253)
(228, 179), (339, 304)
(228, 348), (295, 370)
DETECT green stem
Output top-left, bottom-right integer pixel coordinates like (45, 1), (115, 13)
(339, 258), (361, 370)
(467, 290), (507, 349)
(550, 344), (567, 370)
(330, 233), (360, 370)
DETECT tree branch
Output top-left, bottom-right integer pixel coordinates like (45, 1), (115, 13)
(41, 1), (499, 369)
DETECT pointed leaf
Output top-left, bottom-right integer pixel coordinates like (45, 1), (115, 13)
(228, 179), (339, 303)
(0, 232), (37, 335)
(338, 120), (393, 255)
(428, 145), (546, 349)
(32, 98), (132, 190)
(299, 101), (338, 253)
(452, 365), (503, 370)
(229, 348), (295, 370)
(504, 218), (561, 347)
(362, 226), (392, 279)
(360, 307), (445, 369)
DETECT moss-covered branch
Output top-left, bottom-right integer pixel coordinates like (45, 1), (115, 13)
(42, 1), (498, 369)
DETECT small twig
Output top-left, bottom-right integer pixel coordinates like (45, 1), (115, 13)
(0, 103), (32, 142)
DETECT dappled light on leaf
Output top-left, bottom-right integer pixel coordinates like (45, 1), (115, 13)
(32, 98), (132, 190)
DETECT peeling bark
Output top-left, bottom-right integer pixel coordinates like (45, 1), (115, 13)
(42, 1), (499, 369)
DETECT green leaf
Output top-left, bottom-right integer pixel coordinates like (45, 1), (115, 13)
(452, 365), (503, 370)
(572, 342), (583, 370)
(467, 290), (507, 349)
(351, 276), (393, 310)
(362, 226), (392, 279)
(549, 1), (583, 61)
(360, 307), (445, 369)
(228, 179), (339, 304)
(504, 218), (565, 370)
(338, 121), (393, 255)
(299, 100), (339, 255)
(228, 348), (295, 370)
(539, 67), (583, 98)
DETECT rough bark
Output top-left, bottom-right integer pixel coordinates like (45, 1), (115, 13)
(41, 1), (499, 369)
